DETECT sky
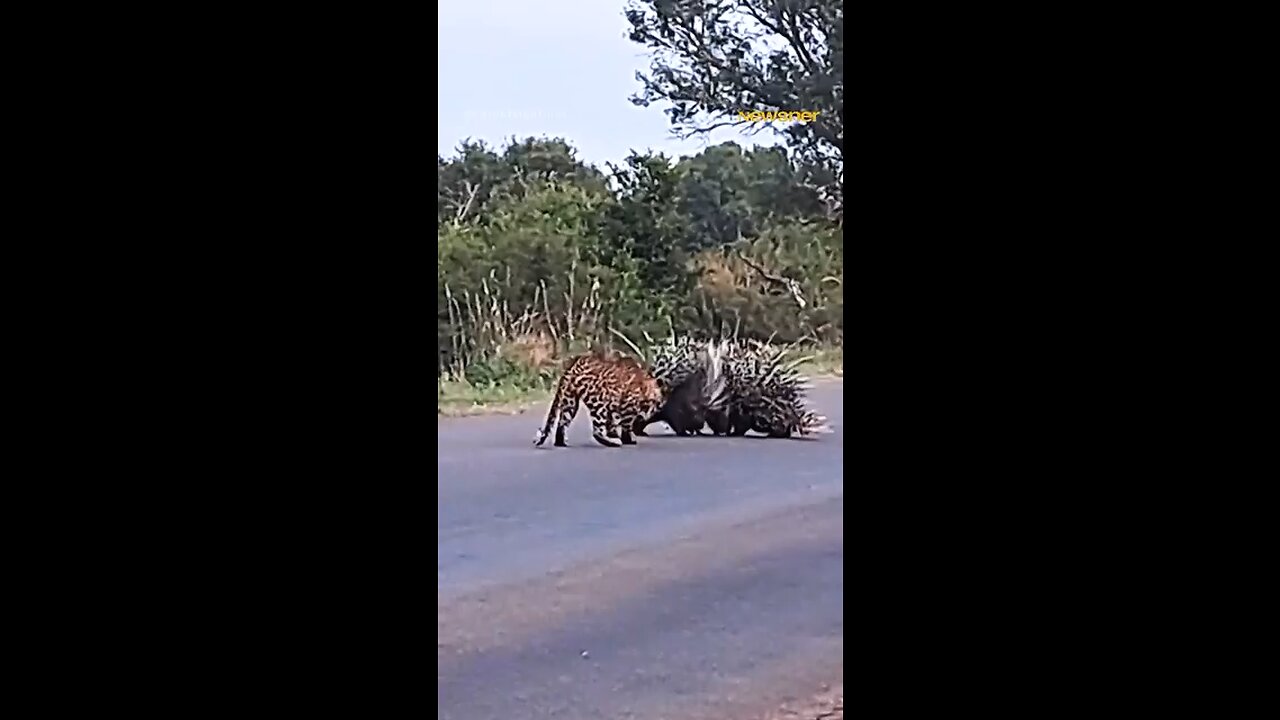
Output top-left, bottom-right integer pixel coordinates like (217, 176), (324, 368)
(437, 0), (777, 169)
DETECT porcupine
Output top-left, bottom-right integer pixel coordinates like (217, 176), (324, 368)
(640, 336), (828, 438)
(715, 339), (829, 438)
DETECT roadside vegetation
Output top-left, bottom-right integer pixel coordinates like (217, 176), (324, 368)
(438, 1), (843, 415)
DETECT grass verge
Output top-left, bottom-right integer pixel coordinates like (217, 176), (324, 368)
(438, 377), (550, 417)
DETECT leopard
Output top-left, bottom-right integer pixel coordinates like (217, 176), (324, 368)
(533, 352), (664, 448)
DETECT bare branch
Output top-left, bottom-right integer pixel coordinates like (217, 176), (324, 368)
(736, 249), (790, 285)
(676, 117), (757, 139)
(453, 181), (479, 224)
(736, 249), (807, 309)
(780, 5), (818, 72)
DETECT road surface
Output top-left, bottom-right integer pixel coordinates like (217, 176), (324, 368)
(438, 381), (844, 719)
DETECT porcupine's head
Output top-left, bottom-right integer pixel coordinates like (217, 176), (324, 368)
(635, 335), (700, 435)
(645, 339), (730, 436)
(639, 338), (749, 436)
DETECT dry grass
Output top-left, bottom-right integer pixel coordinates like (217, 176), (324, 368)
(441, 262), (611, 378)
(798, 347), (843, 378)
(499, 331), (557, 371)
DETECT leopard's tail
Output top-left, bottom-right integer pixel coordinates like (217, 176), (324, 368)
(533, 355), (584, 446)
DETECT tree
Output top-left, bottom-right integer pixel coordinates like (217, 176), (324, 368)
(438, 137), (609, 226)
(674, 142), (826, 248)
(603, 151), (695, 298)
(625, 0), (843, 217)
(500, 138), (609, 197)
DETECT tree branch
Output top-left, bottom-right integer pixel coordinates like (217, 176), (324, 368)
(454, 181), (478, 223)
(676, 117), (757, 138)
(737, 249), (788, 284)
(736, 249), (807, 308)
(780, 6), (818, 72)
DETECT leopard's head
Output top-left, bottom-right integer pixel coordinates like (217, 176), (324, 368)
(638, 374), (664, 417)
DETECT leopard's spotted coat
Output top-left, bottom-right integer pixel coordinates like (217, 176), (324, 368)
(533, 352), (664, 448)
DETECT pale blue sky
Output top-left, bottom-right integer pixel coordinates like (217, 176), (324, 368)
(437, 0), (776, 168)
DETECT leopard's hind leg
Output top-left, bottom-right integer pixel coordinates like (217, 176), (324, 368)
(585, 396), (619, 447)
(554, 397), (579, 447)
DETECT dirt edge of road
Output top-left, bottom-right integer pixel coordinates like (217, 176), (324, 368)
(760, 684), (843, 719)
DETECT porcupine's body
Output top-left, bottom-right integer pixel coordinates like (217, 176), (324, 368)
(648, 337), (704, 396)
(533, 352), (664, 448)
(717, 341), (827, 438)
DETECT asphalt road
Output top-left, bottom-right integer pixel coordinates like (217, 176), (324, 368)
(438, 381), (844, 720)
